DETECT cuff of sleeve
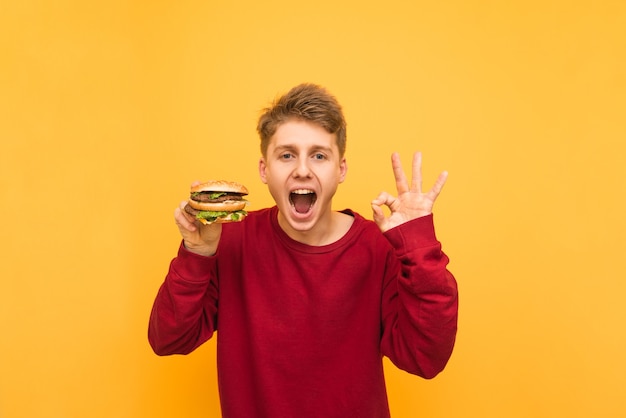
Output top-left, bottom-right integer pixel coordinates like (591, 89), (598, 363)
(383, 213), (439, 251)
(171, 241), (218, 283)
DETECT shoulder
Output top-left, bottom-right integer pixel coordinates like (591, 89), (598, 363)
(340, 209), (389, 246)
(216, 208), (276, 255)
(340, 209), (378, 232)
(223, 207), (275, 233)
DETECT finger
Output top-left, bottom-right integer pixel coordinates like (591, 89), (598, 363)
(428, 170), (448, 200)
(178, 200), (195, 220)
(175, 202), (197, 232)
(371, 191), (393, 207)
(370, 191), (385, 206)
(391, 152), (410, 195)
(373, 191), (403, 215)
(371, 202), (385, 225)
(174, 207), (194, 231)
(190, 180), (202, 187)
(411, 151), (423, 193)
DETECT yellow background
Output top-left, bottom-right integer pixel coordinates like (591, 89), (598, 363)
(1, 1), (625, 417)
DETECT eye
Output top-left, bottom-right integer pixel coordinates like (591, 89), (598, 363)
(312, 153), (326, 160)
(280, 152), (294, 160)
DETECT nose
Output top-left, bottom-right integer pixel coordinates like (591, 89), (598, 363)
(293, 158), (312, 178)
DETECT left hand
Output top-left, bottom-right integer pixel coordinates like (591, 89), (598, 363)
(371, 151), (448, 232)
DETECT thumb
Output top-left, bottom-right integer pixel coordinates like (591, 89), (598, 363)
(371, 201), (385, 227)
(371, 191), (390, 225)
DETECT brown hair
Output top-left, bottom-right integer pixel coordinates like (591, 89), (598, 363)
(257, 83), (347, 157)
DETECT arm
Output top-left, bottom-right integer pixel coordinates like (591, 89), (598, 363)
(373, 152), (457, 377)
(380, 216), (458, 378)
(148, 243), (219, 355)
(148, 185), (223, 355)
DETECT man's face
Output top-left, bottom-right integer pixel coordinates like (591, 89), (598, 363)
(259, 119), (347, 238)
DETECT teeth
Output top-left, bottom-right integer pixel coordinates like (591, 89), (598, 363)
(292, 189), (314, 195)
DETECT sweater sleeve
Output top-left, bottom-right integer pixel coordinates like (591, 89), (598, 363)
(380, 214), (458, 379)
(148, 242), (219, 356)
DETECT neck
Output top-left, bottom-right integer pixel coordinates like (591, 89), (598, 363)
(277, 210), (353, 246)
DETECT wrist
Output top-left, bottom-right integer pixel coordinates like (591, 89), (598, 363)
(183, 241), (216, 257)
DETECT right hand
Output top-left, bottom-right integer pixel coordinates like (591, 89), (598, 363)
(174, 182), (222, 256)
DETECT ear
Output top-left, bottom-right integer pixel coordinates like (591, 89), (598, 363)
(259, 157), (268, 184)
(339, 157), (348, 183)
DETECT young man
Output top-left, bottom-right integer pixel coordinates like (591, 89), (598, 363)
(148, 83), (458, 417)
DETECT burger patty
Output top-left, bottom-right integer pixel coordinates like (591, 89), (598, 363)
(184, 204), (200, 216)
(184, 203), (245, 217)
(191, 193), (245, 203)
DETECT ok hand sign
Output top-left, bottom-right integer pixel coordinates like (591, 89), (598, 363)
(371, 152), (448, 233)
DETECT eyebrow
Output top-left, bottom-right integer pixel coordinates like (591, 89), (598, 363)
(272, 144), (334, 154)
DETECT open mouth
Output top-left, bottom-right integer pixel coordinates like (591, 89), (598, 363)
(289, 189), (317, 214)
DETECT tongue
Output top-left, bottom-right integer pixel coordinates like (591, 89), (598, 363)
(292, 193), (313, 214)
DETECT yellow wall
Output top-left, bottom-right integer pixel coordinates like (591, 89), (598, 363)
(1, 1), (625, 417)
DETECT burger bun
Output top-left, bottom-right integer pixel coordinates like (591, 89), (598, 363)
(191, 180), (248, 195)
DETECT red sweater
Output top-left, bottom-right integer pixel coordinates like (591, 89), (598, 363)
(149, 207), (458, 418)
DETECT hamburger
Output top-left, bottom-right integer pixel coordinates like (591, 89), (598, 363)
(184, 180), (249, 225)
